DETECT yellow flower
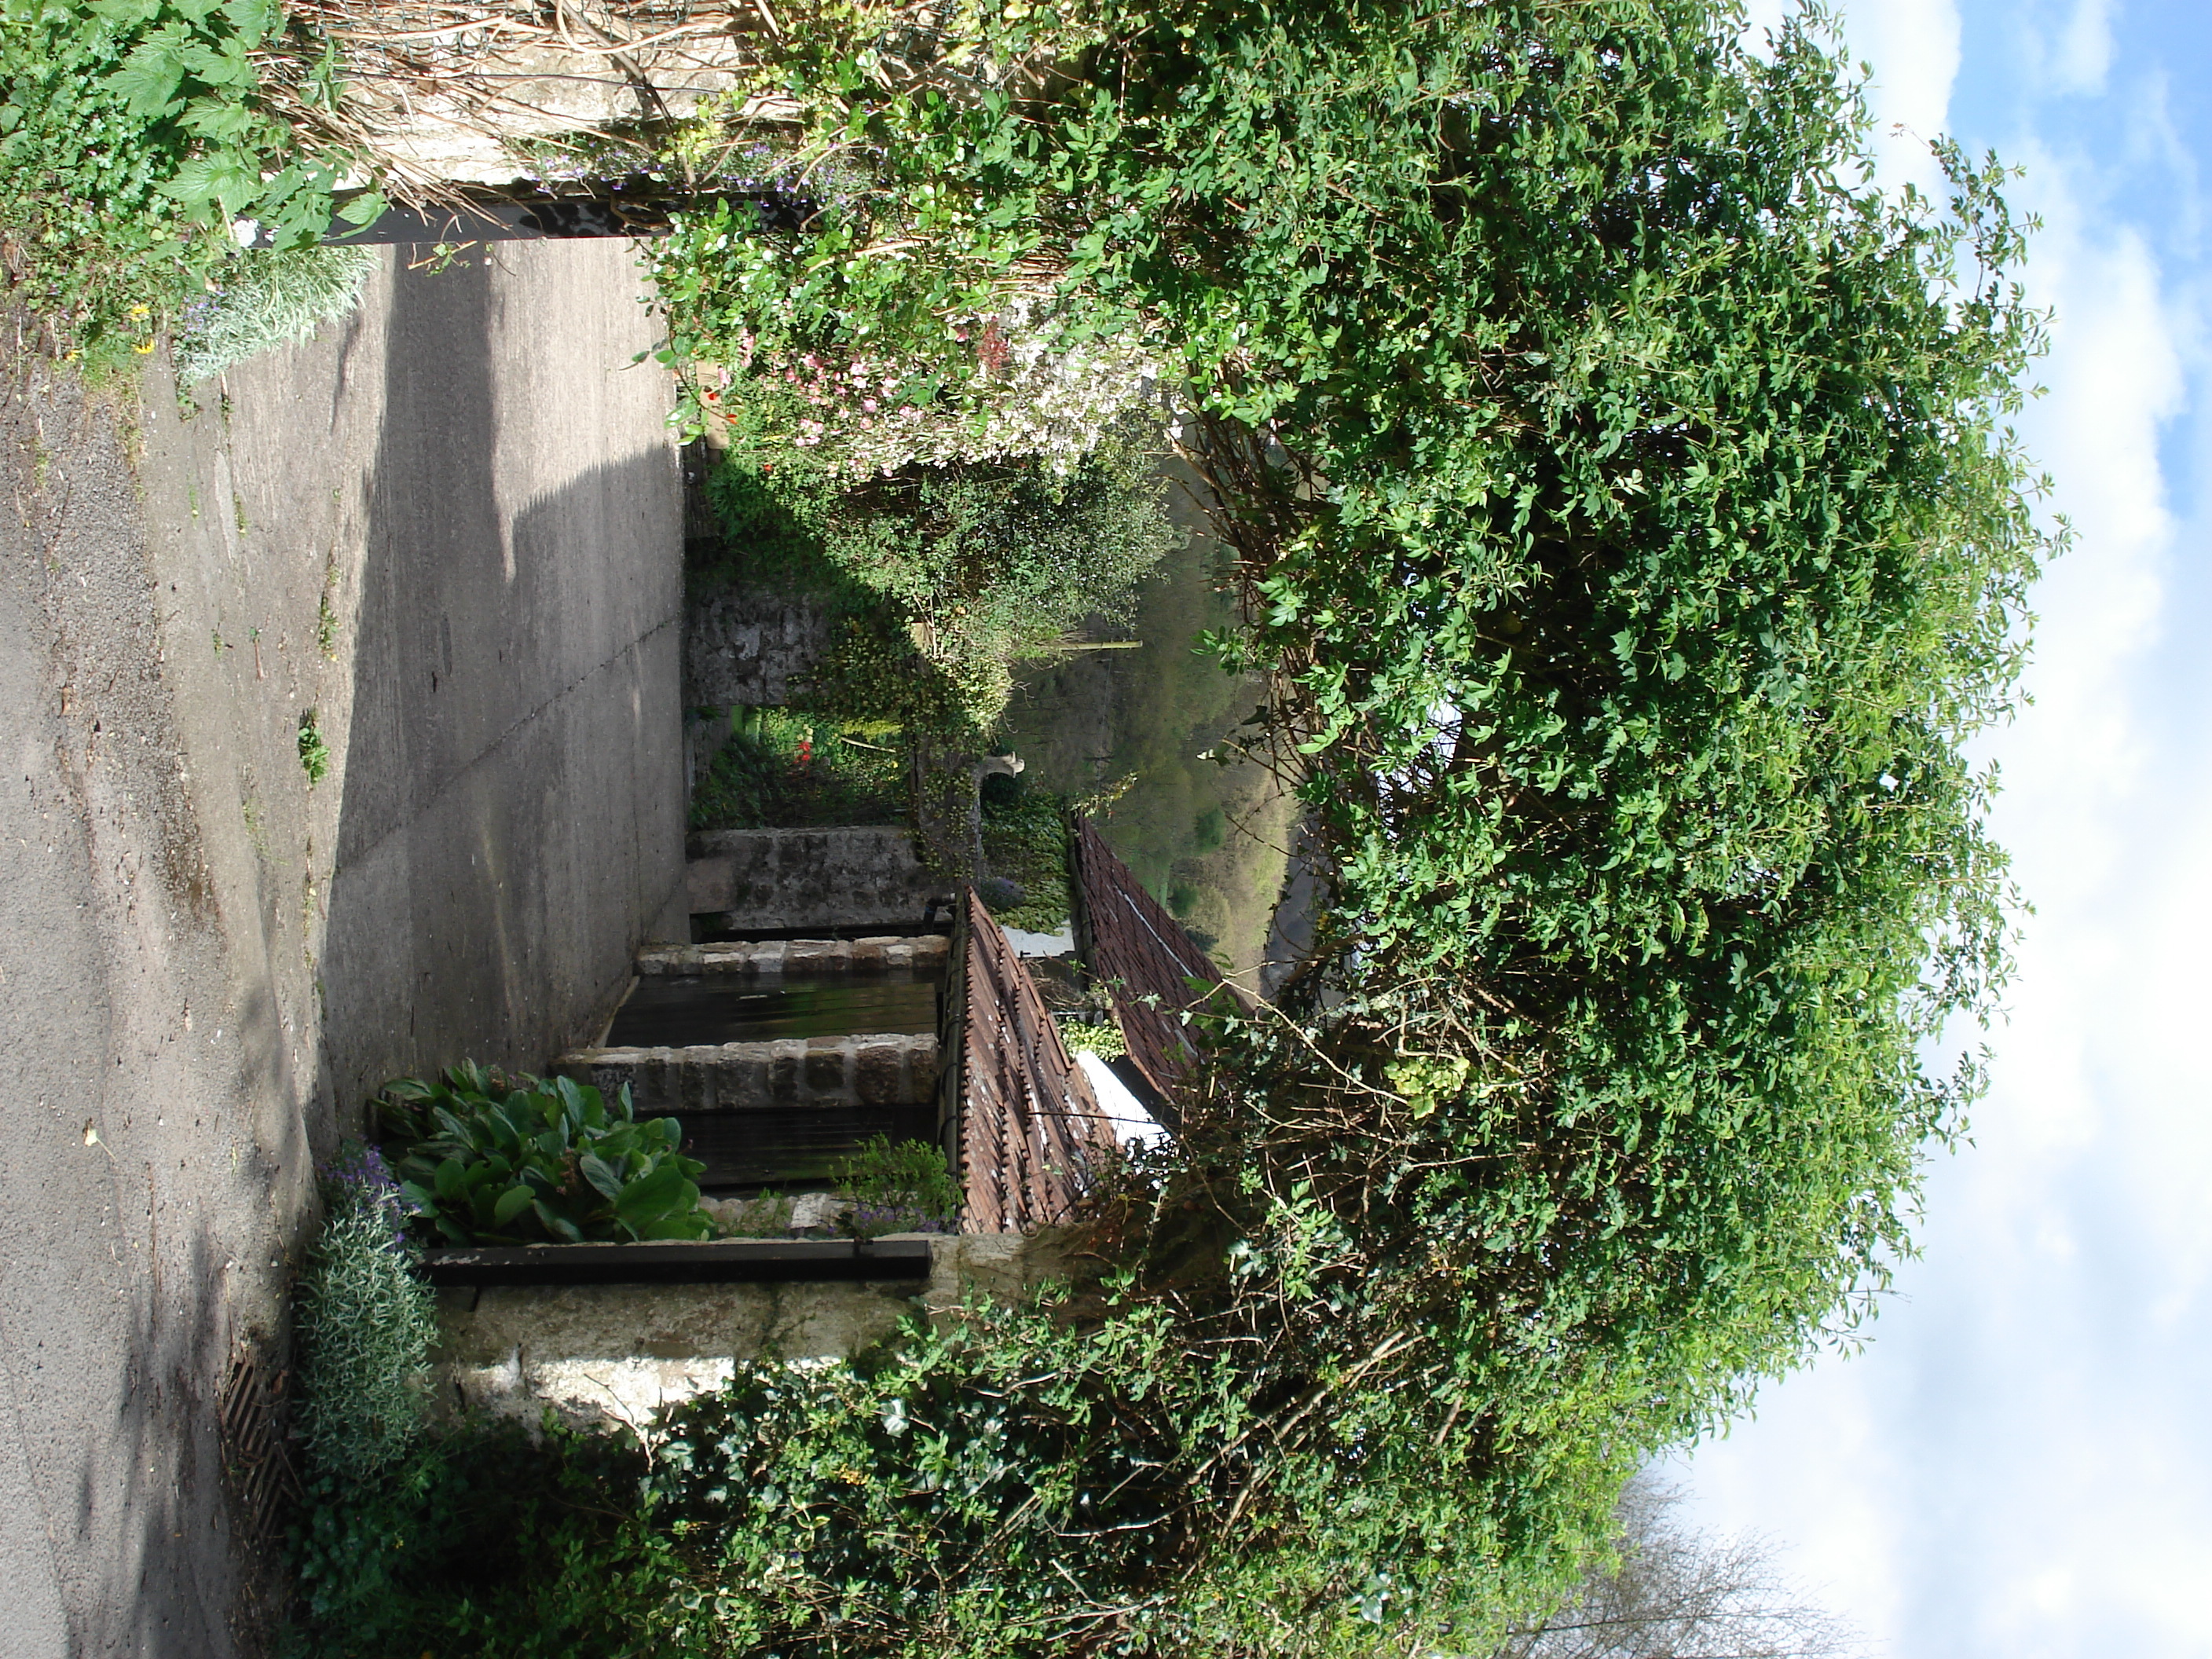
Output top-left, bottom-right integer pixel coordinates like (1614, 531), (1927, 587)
(127, 304), (149, 318)
(134, 340), (156, 354)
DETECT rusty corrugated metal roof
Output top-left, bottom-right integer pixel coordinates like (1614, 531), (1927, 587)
(954, 888), (1119, 1232)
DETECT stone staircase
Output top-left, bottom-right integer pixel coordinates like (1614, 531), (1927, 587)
(555, 933), (950, 1190)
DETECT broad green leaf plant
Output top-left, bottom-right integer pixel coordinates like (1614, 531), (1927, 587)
(0, 0), (354, 363)
(380, 1064), (711, 1247)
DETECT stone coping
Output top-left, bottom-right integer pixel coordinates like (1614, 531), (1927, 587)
(555, 1031), (939, 1111)
(422, 1236), (936, 1286)
(636, 936), (950, 976)
(430, 1230), (1081, 1432)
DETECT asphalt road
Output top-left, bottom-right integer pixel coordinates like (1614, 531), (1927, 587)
(0, 243), (684, 1655)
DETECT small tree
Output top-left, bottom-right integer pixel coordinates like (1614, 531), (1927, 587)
(1498, 1480), (1860, 1659)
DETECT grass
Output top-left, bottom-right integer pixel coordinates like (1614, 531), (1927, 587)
(690, 708), (907, 832)
(980, 779), (1074, 932)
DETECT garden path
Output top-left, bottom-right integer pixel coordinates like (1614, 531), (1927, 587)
(0, 242), (683, 1657)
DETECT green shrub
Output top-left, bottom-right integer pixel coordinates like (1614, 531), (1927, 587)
(291, 1143), (435, 1478)
(0, 0), (357, 366)
(979, 783), (1073, 931)
(173, 244), (373, 384)
(284, 1415), (676, 1655)
(379, 1063), (709, 1247)
(830, 1134), (963, 1236)
(1059, 1016), (1127, 1060)
(709, 435), (1183, 734)
(689, 707), (907, 832)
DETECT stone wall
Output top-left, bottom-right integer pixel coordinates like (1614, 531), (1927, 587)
(637, 935), (950, 977)
(555, 1031), (938, 1113)
(430, 1231), (1082, 1432)
(686, 826), (947, 931)
(684, 586), (833, 708)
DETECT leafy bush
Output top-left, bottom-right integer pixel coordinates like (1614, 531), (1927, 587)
(291, 1143), (435, 1478)
(980, 782), (1073, 931)
(0, 0), (356, 364)
(285, 1415), (676, 1655)
(379, 1064), (709, 1247)
(677, 297), (1170, 477)
(643, 0), (2058, 1632)
(829, 1133), (963, 1236)
(1059, 1016), (1127, 1060)
(173, 243), (374, 384)
(709, 434), (1183, 734)
(689, 707), (907, 832)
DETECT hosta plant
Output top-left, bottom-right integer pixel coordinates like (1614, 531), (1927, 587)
(379, 1064), (709, 1247)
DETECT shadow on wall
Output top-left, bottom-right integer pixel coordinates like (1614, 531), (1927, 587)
(318, 256), (687, 1118)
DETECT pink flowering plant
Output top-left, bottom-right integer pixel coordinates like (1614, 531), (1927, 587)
(680, 300), (1168, 480)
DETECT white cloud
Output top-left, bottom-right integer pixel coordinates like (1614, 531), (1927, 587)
(1675, 91), (2212, 1659)
(1841, 0), (1964, 200)
(2051, 0), (2116, 95)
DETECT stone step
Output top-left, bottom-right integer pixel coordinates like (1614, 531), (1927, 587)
(637, 935), (949, 977)
(555, 1031), (939, 1114)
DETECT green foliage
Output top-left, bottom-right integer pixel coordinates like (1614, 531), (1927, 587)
(284, 1415), (679, 1656)
(808, 610), (982, 735)
(690, 706), (908, 832)
(708, 431), (1183, 734)
(979, 780), (1073, 930)
(295, 708), (328, 783)
(173, 242), (373, 384)
(379, 1062), (710, 1247)
(0, 0), (350, 364)
(291, 1143), (435, 1478)
(639, 1287), (1554, 1657)
(643, 0), (2057, 1627)
(1002, 498), (1296, 972)
(1059, 1015), (1127, 1060)
(829, 1133), (964, 1232)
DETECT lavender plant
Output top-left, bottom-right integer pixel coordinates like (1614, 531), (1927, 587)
(292, 1143), (436, 1477)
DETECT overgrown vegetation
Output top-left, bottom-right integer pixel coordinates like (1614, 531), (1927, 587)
(379, 1063), (710, 1246)
(0, 0), (365, 369)
(224, 0), (2049, 1649)
(705, 428), (1182, 736)
(689, 706), (907, 832)
(829, 1133), (965, 1236)
(173, 241), (373, 384)
(979, 774), (1073, 931)
(628, 0), (2056, 1643)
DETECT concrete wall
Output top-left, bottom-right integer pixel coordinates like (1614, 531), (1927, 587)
(318, 251), (688, 1108)
(430, 1230), (1082, 1432)
(687, 827), (947, 931)
(683, 585), (832, 708)
(555, 1031), (938, 1112)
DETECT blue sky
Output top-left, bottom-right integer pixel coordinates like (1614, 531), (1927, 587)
(1672, 4), (2212, 1657)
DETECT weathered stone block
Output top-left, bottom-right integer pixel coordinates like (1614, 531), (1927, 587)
(854, 1041), (905, 1106)
(804, 1038), (849, 1094)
